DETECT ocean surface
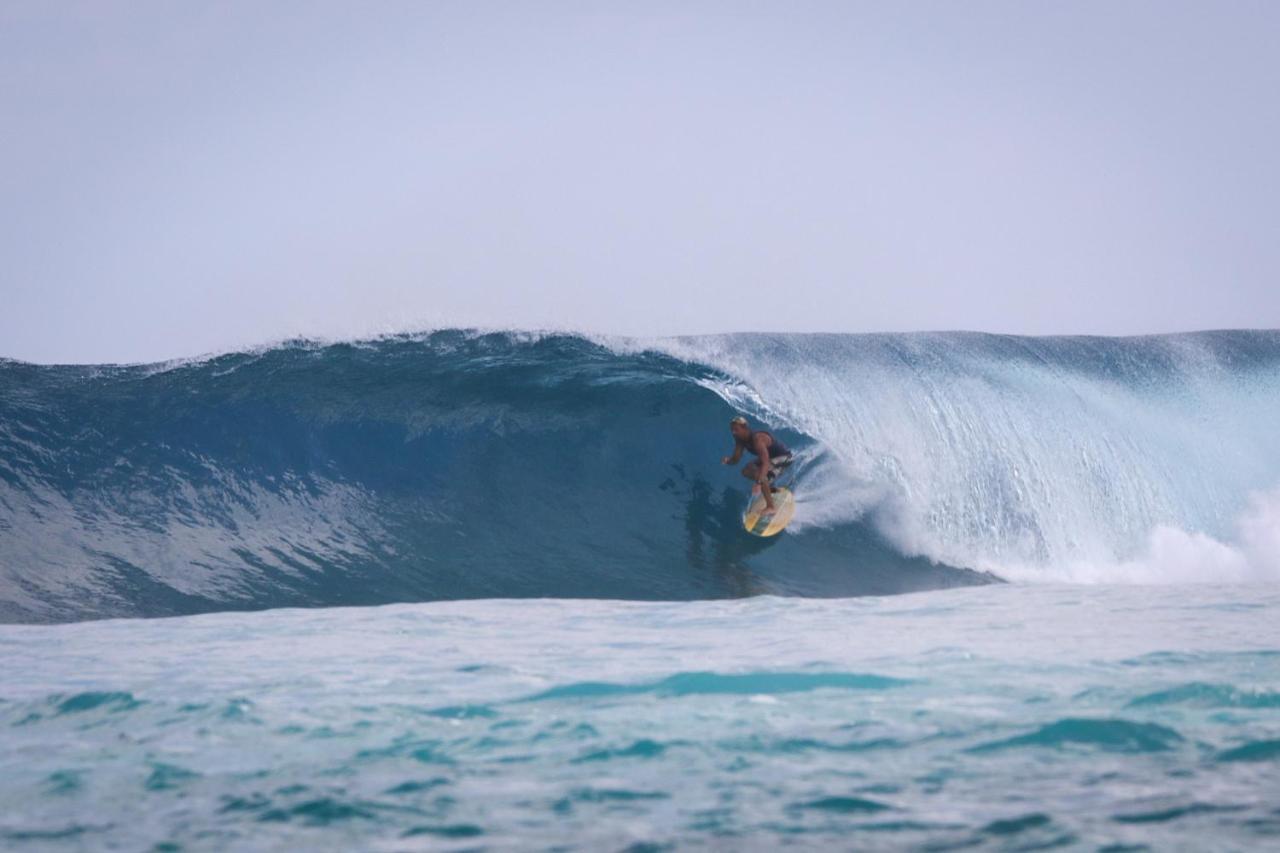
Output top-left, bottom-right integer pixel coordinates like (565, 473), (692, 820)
(2, 329), (1279, 849)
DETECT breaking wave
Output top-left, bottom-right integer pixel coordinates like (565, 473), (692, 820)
(2, 328), (1278, 622)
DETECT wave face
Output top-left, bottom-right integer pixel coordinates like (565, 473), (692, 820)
(2, 329), (1279, 622)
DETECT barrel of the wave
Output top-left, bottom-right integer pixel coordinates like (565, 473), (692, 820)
(743, 487), (796, 536)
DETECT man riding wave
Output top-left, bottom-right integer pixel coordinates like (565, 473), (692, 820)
(722, 416), (794, 514)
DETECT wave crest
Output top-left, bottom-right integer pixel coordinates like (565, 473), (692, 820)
(4, 328), (1279, 622)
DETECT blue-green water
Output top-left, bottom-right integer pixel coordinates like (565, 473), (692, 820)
(4, 329), (1280, 623)
(3, 329), (1280, 848)
(2, 586), (1278, 850)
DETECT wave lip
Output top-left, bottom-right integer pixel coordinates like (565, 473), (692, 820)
(4, 327), (1280, 622)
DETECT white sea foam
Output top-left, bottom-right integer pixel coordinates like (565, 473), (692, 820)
(1039, 487), (1280, 584)
(629, 332), (1280, 583)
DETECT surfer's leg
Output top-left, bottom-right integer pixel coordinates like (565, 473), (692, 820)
(744, 462), (776, 509)
(742, 462), (765, 498)
(766, 455), (794, 487)
(760, 459), (795, 510)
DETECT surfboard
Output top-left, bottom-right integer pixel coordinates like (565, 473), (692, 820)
(743, 487), (795, 537)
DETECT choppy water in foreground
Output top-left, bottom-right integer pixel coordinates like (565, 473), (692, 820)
(2, 584), (1277, 851)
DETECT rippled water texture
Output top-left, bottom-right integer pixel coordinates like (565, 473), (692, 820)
(2, 585), (1277, 850)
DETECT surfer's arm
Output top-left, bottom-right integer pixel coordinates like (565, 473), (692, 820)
(722, 444), (744, 465)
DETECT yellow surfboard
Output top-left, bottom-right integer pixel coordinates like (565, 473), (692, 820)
(743, 487), (796, 537)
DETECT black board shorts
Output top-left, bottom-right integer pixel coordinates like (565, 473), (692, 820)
(764, 453), (794, 482)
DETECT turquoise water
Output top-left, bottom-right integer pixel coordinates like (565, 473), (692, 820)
(4, 329), (1280, 848)
(3, 584), (1278, 850)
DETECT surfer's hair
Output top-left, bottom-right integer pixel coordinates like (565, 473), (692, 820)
(730, 416), (749, 427)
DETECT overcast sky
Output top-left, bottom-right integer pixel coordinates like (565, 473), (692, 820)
(3, 1), (1279, 364)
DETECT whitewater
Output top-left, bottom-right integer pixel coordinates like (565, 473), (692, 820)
(2, 329), (1278, 849)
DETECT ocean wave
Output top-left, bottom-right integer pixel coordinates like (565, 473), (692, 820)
(3, 328), (1279, 622)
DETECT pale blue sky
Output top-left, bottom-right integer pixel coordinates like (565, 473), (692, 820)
(3, 1), (1279, 363)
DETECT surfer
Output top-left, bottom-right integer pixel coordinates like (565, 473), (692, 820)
(722, 416), (793, 513)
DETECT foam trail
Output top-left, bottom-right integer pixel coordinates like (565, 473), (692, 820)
(1054, 488), (1280, 584)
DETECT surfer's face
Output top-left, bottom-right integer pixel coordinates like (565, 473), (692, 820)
(730, 423), (750, 440)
